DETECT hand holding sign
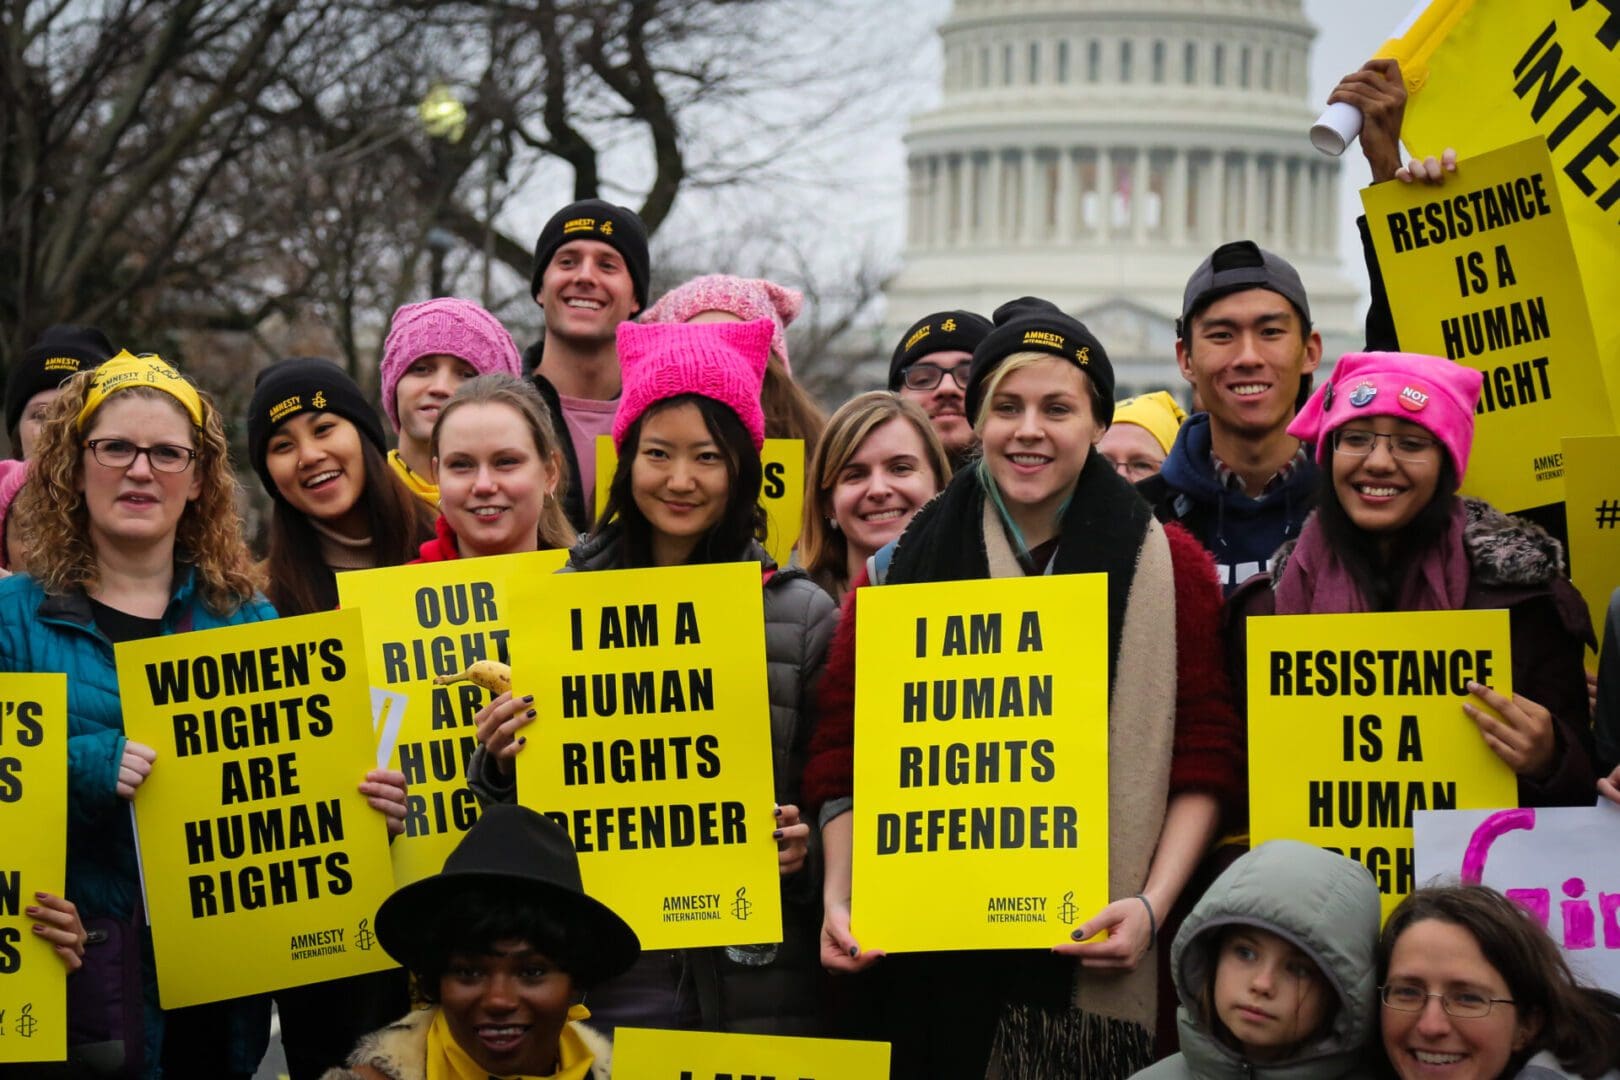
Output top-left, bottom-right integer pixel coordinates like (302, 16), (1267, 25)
(774, 804), (808, 875)
(1056, 894), (1154, 970)
(115, 739), (156, 799)
(23, 894), (85, 973)
(358, 768), (409, 837)
(1462, 681), (1556, 781)
(473, 691), (535, 775)
(1598, 765), (1620, 806)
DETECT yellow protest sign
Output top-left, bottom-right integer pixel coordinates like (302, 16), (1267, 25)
(1384, 1), (1620, 418)
(1247, 610), (1519, 915)
(852, 575), (1111, 952)
(1362, 136), (1613, 515)
(116, 610), (397, 1007)
(337, 550), (567, 885)
(594, 435), (805, 563)
(613, 1027), (891, 1079)
(508, 563), (782, 949)
(1560, 435), (1620, 656)
(0, 674), (66, 1063)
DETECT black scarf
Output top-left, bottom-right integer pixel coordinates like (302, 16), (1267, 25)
(886, 447), (1154, 694)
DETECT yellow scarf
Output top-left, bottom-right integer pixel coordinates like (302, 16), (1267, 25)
(388, 448), (440, 506)
(425, 1003), (595, 1080)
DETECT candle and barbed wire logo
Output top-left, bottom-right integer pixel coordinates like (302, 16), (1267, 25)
(1057, 891), (1080, 926)
(14, 1004), (35, 1039)
(730, 886), (753, 922)
(354, 918), (376, 952)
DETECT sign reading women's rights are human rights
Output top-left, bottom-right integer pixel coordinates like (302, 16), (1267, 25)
(852, 574), (1110, 953)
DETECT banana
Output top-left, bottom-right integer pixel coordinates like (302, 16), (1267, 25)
(432, 660), (512, 696)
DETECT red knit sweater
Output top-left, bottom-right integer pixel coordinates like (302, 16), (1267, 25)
(801, 520), (1244, 816)
(409, 514), (460, 563)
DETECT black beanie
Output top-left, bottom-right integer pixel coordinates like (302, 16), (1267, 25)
(246, 358), (389, 500)
(965, 298), (1114, 426)
(529, 199), (651, 311)
(7, 325), (115, 433)
(888, 310), (993, 390)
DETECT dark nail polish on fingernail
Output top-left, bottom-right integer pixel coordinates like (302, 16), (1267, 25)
(850, 946), (859, 958)
(523, 695), (534, 704)
(526, 709), (537, 719)
(518, 736), (527, 745)
(1072, 929), (1085, 940)
(772, 830), (783, 839)
(773, 806), (782, 817)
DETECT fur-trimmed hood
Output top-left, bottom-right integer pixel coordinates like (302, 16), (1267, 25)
(319, 1007), (613, 1080)
(1267, 497), (1565, 592)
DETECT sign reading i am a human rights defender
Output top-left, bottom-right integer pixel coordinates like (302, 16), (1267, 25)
(852, 575), (1110, 952)
(508, 562), (781, 950)
(595, 435), (805, 564)
(1362, 137), (1613, 516)
(1247, 611), (1519, 916)
(0, 674), (66, 1063)
(613, 1027), (891, 1079)
(116, 610), (396, 1007)
(338, 550), (567, 885)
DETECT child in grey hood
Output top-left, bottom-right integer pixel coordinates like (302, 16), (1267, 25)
(1133, 840), (1381, 1080)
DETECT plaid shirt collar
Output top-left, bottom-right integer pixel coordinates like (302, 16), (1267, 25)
(1210, 445), (1309, 496)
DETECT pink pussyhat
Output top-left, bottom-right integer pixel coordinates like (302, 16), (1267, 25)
(378, 298), (523, 431)
(1288, 352), (1484, 483)
(640, 275), (804, 374)
(613, 319), (772, 450)
(0, 460), (30, 570)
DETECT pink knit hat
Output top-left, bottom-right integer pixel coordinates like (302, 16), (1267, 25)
(640, 275), (803, 374)
(613, 319), (772, 450)
(0, 460), (29, 570)
(1288, 352), (1484, 482)
(379, 298), (523, 431)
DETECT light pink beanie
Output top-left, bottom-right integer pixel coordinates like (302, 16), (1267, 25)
(613, 319), (772, 451)
(641, 275), (803, 374)
(0, 460), (29, 570)
(379, 298), (523, 431)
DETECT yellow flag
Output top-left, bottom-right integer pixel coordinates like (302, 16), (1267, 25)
(594, 435), (805, 564)
(852, 575), (1111, 952)
(116, 610), (397, 1007)
(1382, 1), (1620, 419)
(1361, 136), (1612, 514)
(1246, 610), (1519, 916)
(507, 563), (782, 949)
(337, 550), (567, 885)
(0, 674), (66, 1064)
(1560, 435), (1620, 654)
(613, 1027), (890, 1078)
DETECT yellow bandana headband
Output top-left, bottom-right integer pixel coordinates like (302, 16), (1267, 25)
(76, 350), (205, 431)
(1110, 390), (1188, 454)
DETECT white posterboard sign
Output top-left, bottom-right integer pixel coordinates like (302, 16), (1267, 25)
(1413, 804), (1620, 994)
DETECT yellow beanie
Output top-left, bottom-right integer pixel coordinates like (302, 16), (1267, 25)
(1110, 391), (1187, 454)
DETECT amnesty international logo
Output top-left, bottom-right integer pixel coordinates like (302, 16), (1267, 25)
(354, 917), (375, 951)
(14, 1003), (36, 1039)
(730, 886), (752, 922)
(1057, 891), (1079, 925)
(600, 220), (614, 236)
(942, 317), (957, 332)
(312, 390), (327, 409)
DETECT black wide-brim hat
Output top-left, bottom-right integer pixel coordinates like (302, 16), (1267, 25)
(375, 804), (640, 987)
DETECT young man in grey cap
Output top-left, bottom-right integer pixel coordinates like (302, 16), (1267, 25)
(1136, 241), (1324, 595)
(525, 198), (650, 531)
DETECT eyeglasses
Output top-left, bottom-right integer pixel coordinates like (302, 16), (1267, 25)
(83, 438), (197, 473)
(1379, 984), (1515, 1018)
(901, 361), (971, 392)
(1332, 429), (1440, 463)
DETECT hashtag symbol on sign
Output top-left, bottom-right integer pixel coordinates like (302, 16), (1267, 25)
(1597, 500), (1620, 529)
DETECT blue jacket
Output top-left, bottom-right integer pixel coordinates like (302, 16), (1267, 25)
(0, 568), (276, 922)
(1137, 412), (1317, 595)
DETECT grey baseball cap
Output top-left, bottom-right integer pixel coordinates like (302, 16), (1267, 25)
(1177, 240), (1311, 338)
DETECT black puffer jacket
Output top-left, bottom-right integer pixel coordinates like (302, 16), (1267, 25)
(467, 526), (839, 1035)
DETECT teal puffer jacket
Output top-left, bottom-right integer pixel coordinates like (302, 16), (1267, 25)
(0, 568), (276, 921)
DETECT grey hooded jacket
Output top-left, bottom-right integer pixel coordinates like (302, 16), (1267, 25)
(1133, 840), (1381, 1080)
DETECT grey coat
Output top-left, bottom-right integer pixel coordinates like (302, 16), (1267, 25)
(465, 527), (839, 1035)
(1133, 840), (1381, 1080)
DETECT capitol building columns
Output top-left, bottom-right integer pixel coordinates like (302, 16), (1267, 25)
(884, 0), (1362, 395)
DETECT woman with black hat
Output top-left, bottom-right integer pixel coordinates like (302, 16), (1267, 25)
(246, 357), (435, 617)
(801, 298), (1245, 1078)
(245, 358), (429, 1078)
(323, 803), (638, 1080)
(7, 324), (116, 460)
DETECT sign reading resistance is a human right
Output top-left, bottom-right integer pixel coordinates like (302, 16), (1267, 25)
(509, 562), (782, 950)
(852, 574), (1110, 952)
(1247, 610), (1519, 915)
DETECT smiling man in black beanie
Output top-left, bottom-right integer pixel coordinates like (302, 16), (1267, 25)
(524, 198), (650, 531)
(7, 324), (115, 459)
(888, 309), (992, 467)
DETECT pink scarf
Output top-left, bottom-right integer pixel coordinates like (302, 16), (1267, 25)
(1273, 501), (1471, 614)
